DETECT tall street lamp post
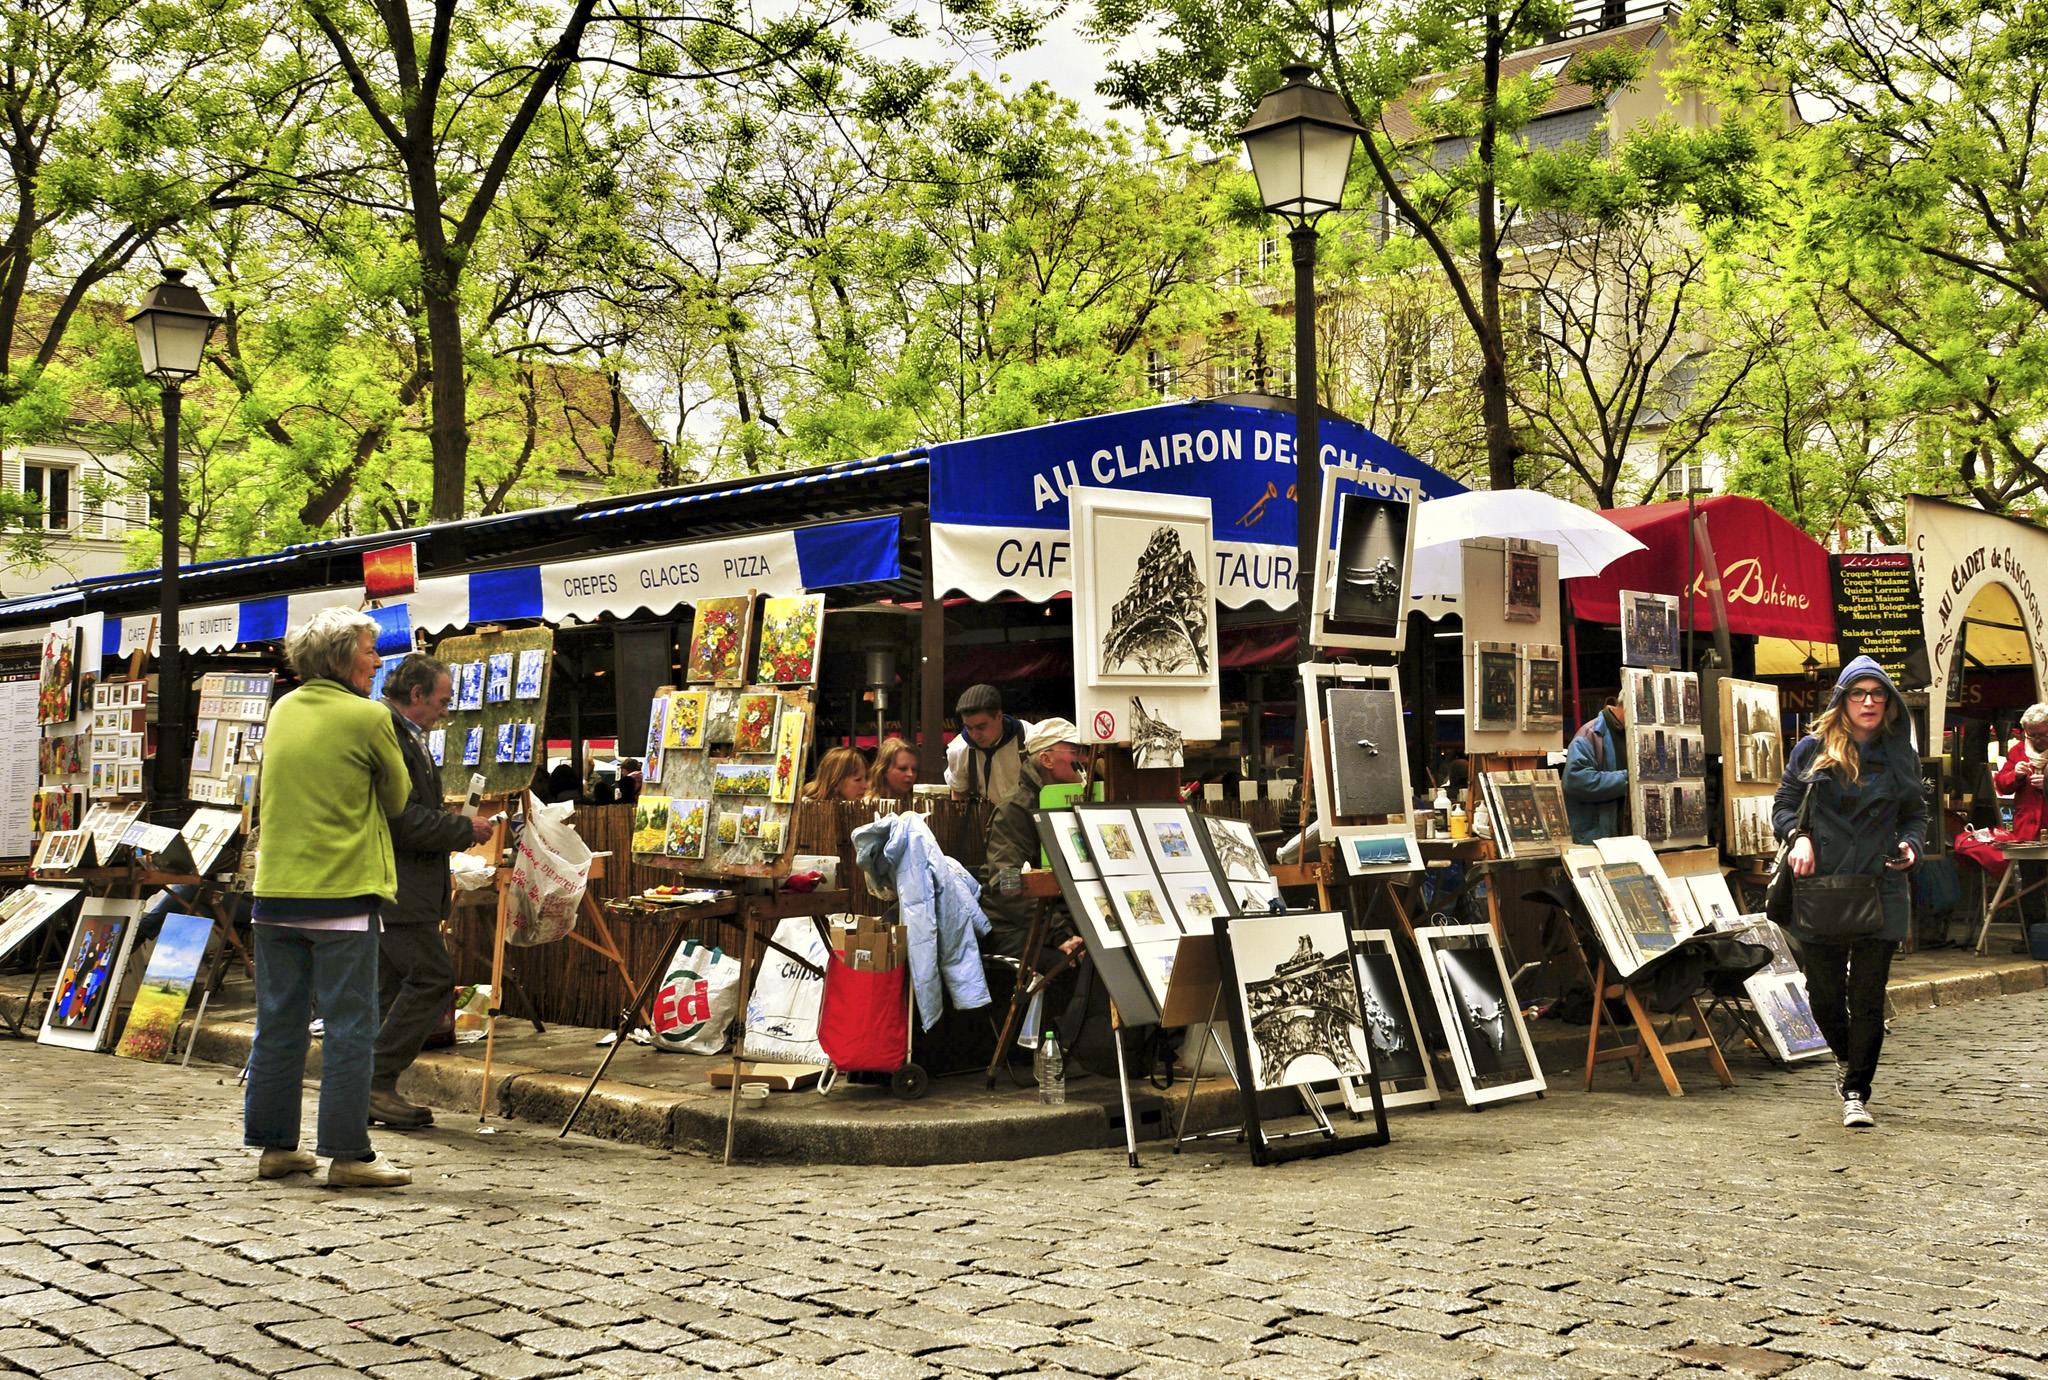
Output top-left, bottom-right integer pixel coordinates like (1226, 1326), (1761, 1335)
(127, 268), (220, 819)
(1239, 64), (1364, 780)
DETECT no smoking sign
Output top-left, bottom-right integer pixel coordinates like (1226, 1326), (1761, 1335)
(1092, 710), (1115, 740)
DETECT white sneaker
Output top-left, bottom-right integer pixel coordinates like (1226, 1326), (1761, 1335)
(326, 1152), (411, 1187)
(1842, 1097), (1875, 1129)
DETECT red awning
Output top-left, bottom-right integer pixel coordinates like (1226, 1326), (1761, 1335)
(1566, 495), (1837, 643)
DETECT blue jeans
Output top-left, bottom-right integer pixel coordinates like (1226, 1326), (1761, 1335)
(244, 924), (379, 1160)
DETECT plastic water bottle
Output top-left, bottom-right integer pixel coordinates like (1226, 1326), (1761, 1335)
(1035, 1029), (1066, 1105)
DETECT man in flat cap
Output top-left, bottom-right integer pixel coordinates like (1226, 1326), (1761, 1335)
(978, 717), (1090, 961)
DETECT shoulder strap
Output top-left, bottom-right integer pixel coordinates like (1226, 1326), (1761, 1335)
(1795, 780), (1816, 832)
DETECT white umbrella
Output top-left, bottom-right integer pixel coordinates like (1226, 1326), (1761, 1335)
(1408, 490), (1646, 597)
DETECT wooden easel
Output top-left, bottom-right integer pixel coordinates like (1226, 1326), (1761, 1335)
(1556, 910), (1733, 1097)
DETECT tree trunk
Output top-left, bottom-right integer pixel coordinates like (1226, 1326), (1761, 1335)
(422, 266), (468, 520)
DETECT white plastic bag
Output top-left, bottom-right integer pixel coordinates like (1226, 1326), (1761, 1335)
(508, 800), (590, 946)
(740, 917), (831, 1065)
(651, 940), (742, 1054)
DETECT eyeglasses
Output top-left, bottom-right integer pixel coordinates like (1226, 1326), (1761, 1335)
(1845, 688), (1887, 703)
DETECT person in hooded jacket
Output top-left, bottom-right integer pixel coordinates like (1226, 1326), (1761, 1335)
(1563, 695), (1629, 843)
(1774, 655), (1927, 1130)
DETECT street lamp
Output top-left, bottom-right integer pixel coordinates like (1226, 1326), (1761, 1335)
(127, 268), (220, 819)
(1239, 63), (1363, 783)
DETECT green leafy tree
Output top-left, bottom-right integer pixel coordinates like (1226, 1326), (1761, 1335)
(1679, 0), (2048, 517)
(1088, 0), (1765, 490)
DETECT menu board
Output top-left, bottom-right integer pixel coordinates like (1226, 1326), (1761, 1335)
(0, 652), (41, 858)
(1830, 552), (1924, 682)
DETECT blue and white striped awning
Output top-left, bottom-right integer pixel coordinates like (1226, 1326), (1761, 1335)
(100, 513), (903, 655)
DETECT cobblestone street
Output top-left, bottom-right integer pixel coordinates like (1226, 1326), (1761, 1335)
(2, 990), (2044, 1380)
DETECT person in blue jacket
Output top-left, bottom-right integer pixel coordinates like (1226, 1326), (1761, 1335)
(1563, 695), (1629, 843)
(1774, 655), (1926, 1130)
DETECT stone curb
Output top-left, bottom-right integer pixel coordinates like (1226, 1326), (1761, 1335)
(173, 955), (2048, 1163)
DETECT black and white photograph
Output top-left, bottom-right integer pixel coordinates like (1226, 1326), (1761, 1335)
(1313, 469), (1419, 653)
(1330, 491), (1409, 632)
(1620, 590), (1681, 668)
(1503, 548), (1542, 622)
(1224, 912), (1373, 1091)
(1418, 926), (1545, 1104)
(1324, 687), (1407, 818)
(1521, 644), (1563, 730)
(1636, 728), (1676, 782)
(1472, 642), (1519, 730)
(1352, 940), (1430, 1088)
(1203, 815), (1270, 883)
(1091, 512), (1215, 681)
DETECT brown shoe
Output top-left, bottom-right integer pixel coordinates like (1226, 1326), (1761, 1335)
(368, 1090), (434, 1128)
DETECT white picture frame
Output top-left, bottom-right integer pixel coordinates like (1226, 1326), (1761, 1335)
(1072, 487), (1220, 690)
(1620, 588), (1682, 669)
(1201, 814), (1271, 884)
(1136, 806), (1209, 874)
(1106, 876), (1181, 942)
(1080, 808), (1150, 877)
(1301, 663), (1417, 843)
(1342, 927), (1441, 1111)
(1311, 467), (1419, 653)
(1415, 923), (1547, 1106)
(1221, 910), (1375, 1092)
(1044, 810), (1099, 880)
(38, 897), (144, 1052)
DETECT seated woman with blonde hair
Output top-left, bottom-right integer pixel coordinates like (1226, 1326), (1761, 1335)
(805, 746), (870, 804)
(867, 737), (919, 807)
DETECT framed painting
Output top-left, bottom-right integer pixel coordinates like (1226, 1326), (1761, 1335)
(687, 597), (754, 685)
(1472, 642), (1520, 731)
(1311, 469), (1419, 652)
(1135, 806), (1208, 874)
(1076, 807), (1150, 877)
(1201, 815), (1270, 884)
(1106, 876), (1180, 942)
(1071, 487), (1220, 690)
(1033, 811), (1155, 1024)
(1620, 589), (1681, 669)
(1213, 909), (1391, 1165)
(1343, 929), (1440, 1111)
(114, 912), (214, 1063)
(1414, 924), (1546, 1107)
(1045, 810), (1099, 879)
(1520, 643), (1564, 732)
(753, 594), (824, 686)
(39, 897), (144, 1052)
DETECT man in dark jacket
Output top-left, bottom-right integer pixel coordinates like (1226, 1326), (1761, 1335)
(979, 718), (1089, 961)
(372, 654), (493, 1128)
(1563, 695), (1629, 843)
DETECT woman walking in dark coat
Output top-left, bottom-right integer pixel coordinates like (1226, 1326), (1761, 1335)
(1774, 654), (1927, 1129)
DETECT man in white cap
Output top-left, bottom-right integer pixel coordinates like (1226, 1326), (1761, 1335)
(979, 717), (1090, 960)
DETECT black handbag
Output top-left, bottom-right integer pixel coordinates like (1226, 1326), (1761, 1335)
(1762, 784), (1811, 928)
(1765, 779), (1888, 940)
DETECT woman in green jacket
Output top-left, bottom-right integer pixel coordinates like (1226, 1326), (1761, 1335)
(243, 607), (413, 1187)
